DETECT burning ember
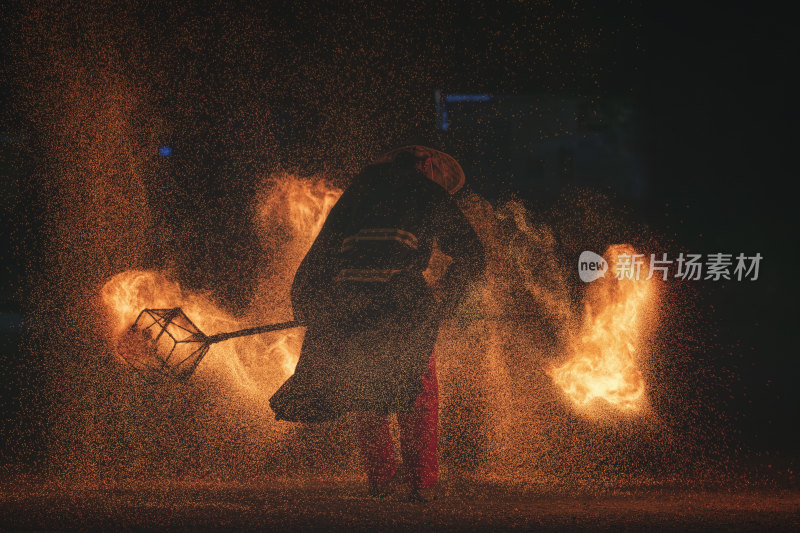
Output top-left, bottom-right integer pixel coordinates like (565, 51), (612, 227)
(549, 244), (654, 412)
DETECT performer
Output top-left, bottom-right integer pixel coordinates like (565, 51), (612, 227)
(270, 145), (485, 502)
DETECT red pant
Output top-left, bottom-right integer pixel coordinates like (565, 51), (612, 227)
(355, 352), (438, 489)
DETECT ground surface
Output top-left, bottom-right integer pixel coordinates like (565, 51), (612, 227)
(1, 479), (798, 532)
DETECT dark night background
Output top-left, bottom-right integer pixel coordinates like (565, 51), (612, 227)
(0, 1), (797, 480)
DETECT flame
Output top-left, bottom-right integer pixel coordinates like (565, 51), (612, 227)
(256, 173), (342, 251)
(99, 175), (655, 419)
(98, 174), (341, 399)
(550, 244), (654, 412)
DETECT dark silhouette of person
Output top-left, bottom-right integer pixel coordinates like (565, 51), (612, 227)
(270, 145), (485, 501)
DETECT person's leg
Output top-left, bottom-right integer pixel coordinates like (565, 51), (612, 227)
(397, 351), (439, 491)
(354, 412), (397, 488)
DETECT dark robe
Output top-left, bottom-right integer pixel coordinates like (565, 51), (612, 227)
(269, 160), (485, 422)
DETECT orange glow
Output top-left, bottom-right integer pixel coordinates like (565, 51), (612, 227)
(99, 176), (655, 419)
(550, 244), (654, 412)
(256, 173), (342, 251)
(99, 174), (342, 397)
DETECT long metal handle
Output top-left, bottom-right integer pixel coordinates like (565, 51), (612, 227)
(205, 320), (301, 344)
(201, 311), (549, 345)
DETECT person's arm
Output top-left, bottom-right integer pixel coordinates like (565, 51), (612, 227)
(290, 173), (370, 324)
(435, 196), (486, 317)
(290, 219), (341, 325)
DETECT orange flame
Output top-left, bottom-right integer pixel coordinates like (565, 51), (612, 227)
(99, 174), (342, 398)
(255, 173), (342, 251)
(550, 244), (654, 412)
(100, 175), (655, 419)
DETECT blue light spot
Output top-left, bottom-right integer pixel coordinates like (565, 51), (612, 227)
(444, 94), (493, 103)
(159, 146), (172, 157)
(435, 91), (494, 130)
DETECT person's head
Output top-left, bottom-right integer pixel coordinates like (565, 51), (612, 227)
(373, 145), (465, 194)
